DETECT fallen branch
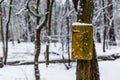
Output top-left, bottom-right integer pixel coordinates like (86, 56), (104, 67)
(7, 59), (76, 66)
(98, 53), (120, 61)
(6, 53), (120, 66)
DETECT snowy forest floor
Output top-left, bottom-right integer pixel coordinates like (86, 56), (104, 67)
(0, 41), (120, 80)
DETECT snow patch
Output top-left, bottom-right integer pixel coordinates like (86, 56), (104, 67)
(72, 22), (92, 26)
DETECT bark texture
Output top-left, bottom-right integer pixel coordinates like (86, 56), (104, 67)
(72, 0), (100, 80)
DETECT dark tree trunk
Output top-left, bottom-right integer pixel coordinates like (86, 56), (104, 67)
(34, 0), (41, 80)
(0, 3), (4, 68)
(72, 0), (79, 11)
(109, 26), (116, 46)
(76, 60), (91, 80)
(90, 43), (100, 80)
(4, 0), (12, 65)
(31, 0), (50, 79)
(96, 32), (101, 43)
(0, 4), (5, 61)
(102, 0), (107, 52)
(45, 0), (54, 66)
(72, 0), (100, 80)
(106, 0), (116, 46)
(34, 30), (41, 80)
(66, 0), (71, 66)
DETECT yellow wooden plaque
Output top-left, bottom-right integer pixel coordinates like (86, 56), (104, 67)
(71, 23), (93, 60)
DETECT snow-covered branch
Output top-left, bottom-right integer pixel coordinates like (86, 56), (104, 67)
(26, 0), (49, 18)
(36, 18), (46, 30)
(15, 0), (30, 15)
(105, 15), (113, 26)
(16, 0), (49, 18)
(56, 9), (74, 23)
(94, 3), (113, 15)
(93, 12), (101, 23)
(15, 7), (26, 15)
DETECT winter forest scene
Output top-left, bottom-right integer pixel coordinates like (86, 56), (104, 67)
(0, 0), (120, 80)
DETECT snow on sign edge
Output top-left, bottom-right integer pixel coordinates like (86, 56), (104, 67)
(72, 22), (92, 26)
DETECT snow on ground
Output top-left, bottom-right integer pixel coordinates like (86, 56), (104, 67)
(0, 42), (120, 80)
(99, 59), (120, 80)
(0, 63), (76, 80)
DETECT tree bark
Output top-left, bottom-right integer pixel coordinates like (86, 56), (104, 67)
(76, 60), (91, 80)
(72, 0), (100, 80)
(34, 0), (41, 80)
(4, 0), (12, 64)
(90, 43), (100, 80)
(45, 0), (54, 66)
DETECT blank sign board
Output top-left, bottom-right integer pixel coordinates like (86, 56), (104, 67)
(71, 23), (93, 60)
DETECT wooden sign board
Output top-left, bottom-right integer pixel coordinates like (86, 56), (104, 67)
(71, 23), (93, 60)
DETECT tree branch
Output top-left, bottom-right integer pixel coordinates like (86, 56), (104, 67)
(6, 53), (120, 66)
(98, 53), (120, 61)
(26, 0), (49, 18)
(0, 0), (4, 4)
(16, 0), (49, 18)
(94, 3), (113, 15)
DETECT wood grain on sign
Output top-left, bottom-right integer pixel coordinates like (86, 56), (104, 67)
(71, 25), (93, 60)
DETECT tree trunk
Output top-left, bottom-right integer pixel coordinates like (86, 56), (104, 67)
(66, 0), (71, 66)
(0, 4), (5, 58)
(4, 0), (12, 64)
(106, 0), (116, 46)
(90, 43), (100, 80)
(34, 30), (41, 80)
(102, 0), (107, 52)
(33, 0), (50, 80)
(34, 0), (41, 79)
(53, 1), (57, 35)
(109, 26), (116, 46)
(76, 60), (91, 80)
(45, 0), (54, 66)
(96, 32), (101, 43)
(0, 4), (5, 64)
(72, 0), (100, 80)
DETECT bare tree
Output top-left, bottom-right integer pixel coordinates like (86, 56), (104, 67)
(1, 0), (13, 65)
(45, 0), (54, 66)
(26, 0), (50, 79)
